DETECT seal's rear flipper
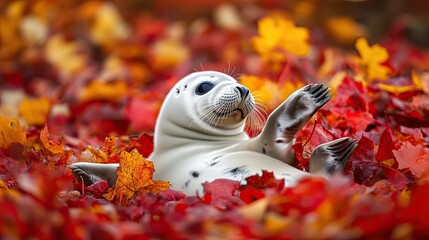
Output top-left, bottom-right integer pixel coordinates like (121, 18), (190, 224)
(309, 137), (358, 175)
(69, 163), (119, 187)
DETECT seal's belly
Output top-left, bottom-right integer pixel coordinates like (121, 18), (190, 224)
(152, 150), (310, 195)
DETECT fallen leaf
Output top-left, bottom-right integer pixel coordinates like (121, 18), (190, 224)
(0, 115), (27, 148)
(103, 149), (170, 204)
(18, 98), (50, 126)
(379, 83), (414, 94)
(252, 15), (310, 69)
(40, 124), (64, 155)
(393, 141), (429, 179)
(355, 37), (391, 81)
(80, 80), (128, 102)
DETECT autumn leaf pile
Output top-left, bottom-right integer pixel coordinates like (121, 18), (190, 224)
(1, 1), (429, 239)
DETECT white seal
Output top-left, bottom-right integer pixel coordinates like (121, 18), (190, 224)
(70, 71), (357, 195)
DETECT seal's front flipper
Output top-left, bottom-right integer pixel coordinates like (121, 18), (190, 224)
(254, 84), (333, 164)
(309, 137), (357, 175)
(69, 163), (119, 187)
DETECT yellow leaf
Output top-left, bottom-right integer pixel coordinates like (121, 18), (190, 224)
(238, 198), (270, 221)
(0, 115), (27, 148)
(103, 149), (170, 204)
(240, 75), (304, 110)
(264, 213), (293, 236)
(44, 35), (86, 75)
(252, 15), (310, 67)
(325, 16), (367, 45)
(82, 136), (119, 163)
(19, 97), (50, 126)
(90, 2), (130, 45)
(40, 124), (64, 155)
(80, 80), (128, 102)
(397, 188), (410, 207)
(411, 71), (423, 90)
(379, 84), (414, 94)
(0, 179), (7, 190)
(355, 37), (391, 81)
(152, 38), (189, 70)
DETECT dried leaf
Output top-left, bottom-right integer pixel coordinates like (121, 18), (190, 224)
(18, 98), (50, 126)
(40, 124), (64, 155)
(103, 149), (170, 204)
(0, 115), (26, 148)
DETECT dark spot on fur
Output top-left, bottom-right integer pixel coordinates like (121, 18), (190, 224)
(262, 143), (268, 154)
(275, 139), (284, 143)
(190, 171), (200, 178)
(224, 166), (249, 178)
(176, 88), (180, 94)
(207, 155), (223, 167)
(184, 84), (188, 89)
(184, 180), (191, 188)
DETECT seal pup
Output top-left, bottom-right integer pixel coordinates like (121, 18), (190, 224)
(70, 71), (357, 195)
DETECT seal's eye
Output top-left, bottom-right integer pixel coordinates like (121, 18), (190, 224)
(195, 81), (214, 95)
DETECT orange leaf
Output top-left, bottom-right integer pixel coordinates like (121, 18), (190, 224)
(378, 83), (414, 94)
(80, 80), (128, 102)
(0, 115), (27, 148)
(103, 149), (170, 204)
(82, 136), (120, 163)
(18, 97), (50, 126)
(40, 124), (64, 155)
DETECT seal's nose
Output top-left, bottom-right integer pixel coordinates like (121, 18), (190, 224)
(236, 86), (250, 98)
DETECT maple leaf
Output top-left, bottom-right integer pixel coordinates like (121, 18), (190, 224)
(202, 179), (243, 209)
(252, 15), (310, 67)
(80, 80), (128, 102)
(152, 38), (190, 70)
(240, 74), (304, 110)
(103, 149), (170, 204)
(18, 97), (50, 126)
(324, 16), (367, 45)
(0, 115), (26, 148)
(355, 37), (391, 81)
(44, 34), (87, 75)
(81, 136), (120, 163)
(40, 124), (64, 155)
(375, 126), (397, 164)
(393, 140), (429, 179)
(126, 134), (154, 158)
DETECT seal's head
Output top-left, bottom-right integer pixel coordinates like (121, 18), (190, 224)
(156, 71), (263, 139)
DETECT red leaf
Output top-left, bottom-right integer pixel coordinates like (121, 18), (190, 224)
(399, 183), (429, 235)
(203, 179), (240, 198)
(202, 179), (243, 209)
(393, 140), (429, 178)
(159, 189), (186, 201)
(375, 126), (397, 163)
(86, 180), (110, 198)
(348, 136), (384, 185)
(292, 142), (309, 170)
(379, 165), (411, 189)
(347, 94), (367, 111)
(127, 134), (154, 158)
(244, 170), (285, 190)
(239, 187), (265, 204)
